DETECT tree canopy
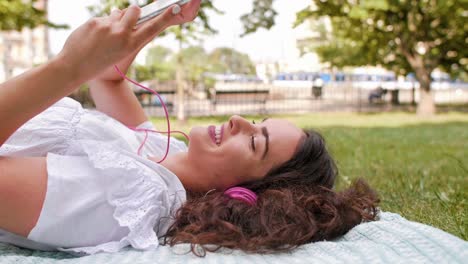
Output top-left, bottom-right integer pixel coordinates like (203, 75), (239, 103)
(295, 0), (467, 114)
(88, 0), (223, 43)
(0, 0), (66, 31)
(296, 0), (466, 76)
(135, 45), (255, 84)
(240, 0), (277, 36)
(208, 47), (256, 75)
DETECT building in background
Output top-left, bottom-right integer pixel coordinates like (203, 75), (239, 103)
(255, 12), (332, 83)
(0, 0), (50, 82)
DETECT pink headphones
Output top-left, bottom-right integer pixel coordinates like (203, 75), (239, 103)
(224, 187), (258, 205)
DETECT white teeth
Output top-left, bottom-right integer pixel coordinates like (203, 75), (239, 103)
(214, 126), (222, 145)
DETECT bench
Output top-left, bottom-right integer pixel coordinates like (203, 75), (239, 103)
(134, 89), (176, 112)
(210, 88), (270, 113)
(368, 88), (400, 105)
(368, 88), (388, 104)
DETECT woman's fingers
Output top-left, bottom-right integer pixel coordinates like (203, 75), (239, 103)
(185, 0), (202, 19)
(121, 5), (141, 29)
(109, 9), (123, 21)
(134, 5), (177, 44)
(133, 0), (202, 48)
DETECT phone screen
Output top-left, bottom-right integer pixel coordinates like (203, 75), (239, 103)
(137, 0), (190, 25)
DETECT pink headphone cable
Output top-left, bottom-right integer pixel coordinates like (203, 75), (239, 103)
(114, 65), (189, 163)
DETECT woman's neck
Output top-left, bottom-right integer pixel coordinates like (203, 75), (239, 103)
(149, 152), (211, 192)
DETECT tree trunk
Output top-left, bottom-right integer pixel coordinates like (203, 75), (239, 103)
(417, 87), (435, 115)
(176, 38), (186, 122)
(43, 0), (52, 60)
(415, 71), (435, 116)
(399, 43), (435, 115)
(2, 35), (12, 80)
(408, 54), (435, 116)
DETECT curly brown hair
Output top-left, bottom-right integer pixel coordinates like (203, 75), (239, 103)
(161, 130), (379, 256)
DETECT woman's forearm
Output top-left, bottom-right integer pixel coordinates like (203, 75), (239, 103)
(89, 79), (148, 127)
(0, 1), (201, 146)
(88, 48), (149, 127)
(0, 55), (84, 146)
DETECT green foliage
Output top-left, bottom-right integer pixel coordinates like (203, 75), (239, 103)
(176, 46), (209, 88)
(69, 83), (95, 107)
(145, 46), (172, 65)
(135, 45), (175, 82)
(240, 0), (277, 36)
(208, 47), (256, 75)
(296, 0), (467, 79)
(89, 0), (282, 39)
(0, 0), (66, 31)
(133, 63), (175, 82)
(134, 45), (256, 85)
(88, 0), (223, 43)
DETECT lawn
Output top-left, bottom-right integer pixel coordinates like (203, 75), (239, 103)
(151, 112), (468, 240)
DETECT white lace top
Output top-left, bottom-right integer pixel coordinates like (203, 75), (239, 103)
(0, 97), (187, 255)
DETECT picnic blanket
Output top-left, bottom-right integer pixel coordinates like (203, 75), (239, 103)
(0, 212), (466, 263)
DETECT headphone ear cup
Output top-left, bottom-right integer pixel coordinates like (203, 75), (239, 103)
(224, 187), (258, 205)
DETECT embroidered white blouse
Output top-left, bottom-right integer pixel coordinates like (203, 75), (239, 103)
(0, 97), (187, 255)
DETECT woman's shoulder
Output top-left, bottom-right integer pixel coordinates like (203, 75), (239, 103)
(76, 139), (186, 199)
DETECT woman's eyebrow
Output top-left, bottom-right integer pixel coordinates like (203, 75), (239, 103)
(261, 126), (269, 160)
(261, 117), (269, 123)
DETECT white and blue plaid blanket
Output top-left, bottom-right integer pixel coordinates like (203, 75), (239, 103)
(0, 212), (466, 263)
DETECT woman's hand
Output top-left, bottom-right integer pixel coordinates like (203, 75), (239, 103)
(58, 0), (201, 83)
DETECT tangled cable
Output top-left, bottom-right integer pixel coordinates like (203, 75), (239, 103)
(114, 65), (189, 163)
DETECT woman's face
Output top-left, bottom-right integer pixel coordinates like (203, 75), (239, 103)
(187, 115), (304, 189)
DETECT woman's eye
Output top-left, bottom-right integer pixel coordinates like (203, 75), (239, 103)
(251, 135), (256, 152)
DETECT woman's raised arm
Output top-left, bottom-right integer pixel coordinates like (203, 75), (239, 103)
(0, 5), (144, 146)
(0, 1), (201, 146)
(87, 1), (201, 127)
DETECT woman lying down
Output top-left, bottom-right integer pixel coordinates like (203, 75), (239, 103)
(0, 0), (378, 257)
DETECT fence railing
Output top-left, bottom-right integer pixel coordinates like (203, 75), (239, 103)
(137, 82), (468, 117)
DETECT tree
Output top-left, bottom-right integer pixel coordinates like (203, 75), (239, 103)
(90, 0), (224, 121)
(240, 0), (277, 36)
(0, 0), (65, 31)
(1, 0), (66, 80)
(145, 45), (172, 65)
(208, 47), (256, 75)
(137, 45), (175, 82)
(133, 62), (175, 82)
(90, 0), (281, 120)
(176, 46), (209, 90)
(295, 0), (467, 115)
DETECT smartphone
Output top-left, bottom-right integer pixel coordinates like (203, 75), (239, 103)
(137, 0), (191, 25)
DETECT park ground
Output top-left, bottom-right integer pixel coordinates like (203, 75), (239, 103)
(151, 112), (467, 240)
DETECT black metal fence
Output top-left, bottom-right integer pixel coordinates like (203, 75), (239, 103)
(135, 82), (468, 117)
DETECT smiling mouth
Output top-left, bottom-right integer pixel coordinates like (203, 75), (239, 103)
(208, 124), (224, 146)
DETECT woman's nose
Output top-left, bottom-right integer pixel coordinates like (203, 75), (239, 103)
(229, 115), (252, 135)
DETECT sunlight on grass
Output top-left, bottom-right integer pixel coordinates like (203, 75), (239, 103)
(151, 112), (468, 131)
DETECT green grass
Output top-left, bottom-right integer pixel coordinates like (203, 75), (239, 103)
(151, 112), (468, 240)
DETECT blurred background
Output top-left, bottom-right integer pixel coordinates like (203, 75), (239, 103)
(1, 0), (467, 118)
(0, 0), (466, 240)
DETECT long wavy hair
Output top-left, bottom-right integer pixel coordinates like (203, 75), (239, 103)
(161, 130), (379, 256)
